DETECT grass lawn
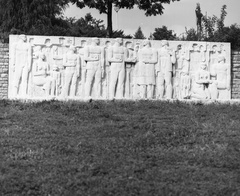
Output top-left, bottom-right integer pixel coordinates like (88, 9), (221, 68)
(1, 99), (240, 196)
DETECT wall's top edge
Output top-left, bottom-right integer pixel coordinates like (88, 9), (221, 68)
(9, 34), (232, 46)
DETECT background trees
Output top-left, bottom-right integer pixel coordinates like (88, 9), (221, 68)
(69, 13), (107, 37)
(0, 0), (239, 50)
(0, 0), (70, 37)
(152, 26), (176, 40)
(0, 0), (72, 42)
(133, 27), (146, 39)
(69, 13), (131, 38)
(0, 0), (132, 41)
(181, 4), (240, 50)
(69, 0), (180, 38)
(201, 4), (227, 41)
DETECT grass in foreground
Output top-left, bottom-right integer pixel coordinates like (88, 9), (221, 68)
(0, 99), (240, 196)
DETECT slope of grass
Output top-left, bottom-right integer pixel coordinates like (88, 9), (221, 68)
(1, 99), (240, 196)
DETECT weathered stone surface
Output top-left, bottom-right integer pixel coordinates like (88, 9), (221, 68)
(3, 37), (240, 100)
(8, 34), (232, 100)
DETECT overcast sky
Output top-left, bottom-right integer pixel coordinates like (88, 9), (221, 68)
(64, 0), (240, 37)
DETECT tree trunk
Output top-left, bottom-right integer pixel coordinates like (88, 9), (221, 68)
(107, 0), (113, 38)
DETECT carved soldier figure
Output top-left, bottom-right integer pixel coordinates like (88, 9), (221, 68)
(84, 38), (104, 98)
(219, 44), (227, 59)
(50, 45), (63, 96)
(175, 44), (191, 99)
(60, 45), (80, 98)
(138, 39), (157, 99)
(208, 44), (219, 76)
(42, 38), (52, 63)
(157, 40), (176, 99)
(78, 40), (87, 97)
(108, 38), (128, 99)
(132, 44), (140, 99)
(12, 34), (32, 97)
(199, 44), (206, 62)
(103, 40), (112, 98)
(189, 43), (201, 73)
(125, 42), (137, 98)
(210, 55), (230, 99)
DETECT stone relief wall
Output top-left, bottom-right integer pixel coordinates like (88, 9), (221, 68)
(8, 35), (231, 100)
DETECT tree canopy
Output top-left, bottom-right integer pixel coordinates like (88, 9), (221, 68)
(134, 27), (145, 39)
(0, 0), (69, 40)
(70, 13), (107, 37)
(0, 0), (239, 51)
(152, 26), (176, 40)
(69, 0), (180, 37)
(69, 13), (132, 38)
(181, 4), (240, 50)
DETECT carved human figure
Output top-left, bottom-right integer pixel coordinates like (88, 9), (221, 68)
(50, 45), (63, 96)
(104, 40), (111, 67)
(174, 44), (183, 98)
(125, 42), (137, 98)
(32, 52), (53, 96)
(175, 44), (191, 99)
(52, 37), (66, 95)
(84, 38), (104, 98)
(219, 44), (227, 59)
(104, 40), (112, 98)
(210, 55), (230, 99)
(42, 38), (52, 63)
(191, 63), (211, 99)
(209, 45), (219, 75)
(156, 40), (176, 99)
(190, 43), (201, 73)
(60, 45), (80, 98)
(12, 34), (32, 97)
(28, 45), (42, 97)
(108, 38), (128, 99)
(131, 44), (140, 99)
(199, 44), (206, 62)
(78, 40), (87, 97)
(138, 40), (157, 99)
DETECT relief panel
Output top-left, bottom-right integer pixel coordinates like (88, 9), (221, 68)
(8, 35), (231, 100)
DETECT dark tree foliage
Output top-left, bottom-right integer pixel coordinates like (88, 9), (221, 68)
(0, 0), (70, 40)
(0, 0), (133, 41)
(181, 27), (198, 41)
(69, 13), (132, 38)
(152, 25), (176, 40)
(201, 5), (227, 41)
(227, 24), (240, 50)
(214, 24), (240, 50)
(112, 30), (132, 39)
(181, 4), (240, 50)
(133, 26), (146, 39)
(69, 0), (180, 38)
(70, 13), (107, 37)
(201, 4), (240, 50)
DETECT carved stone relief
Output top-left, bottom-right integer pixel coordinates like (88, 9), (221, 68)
(8, 35), (231, 100)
